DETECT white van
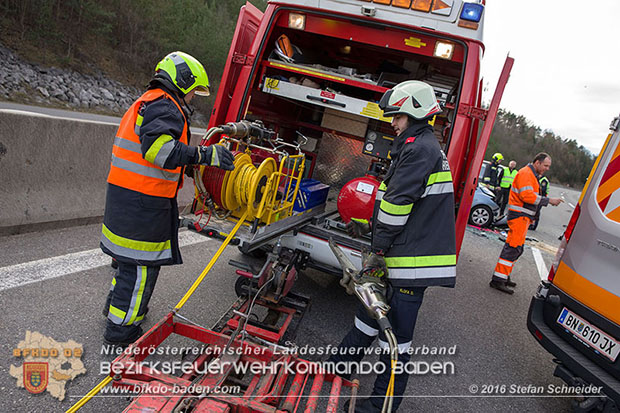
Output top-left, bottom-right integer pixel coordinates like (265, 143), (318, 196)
(527, 115), (620, 411)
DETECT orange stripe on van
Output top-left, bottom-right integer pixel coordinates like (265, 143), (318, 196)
(606, 205), (620, 222)
(596, 171), (620, 204)
(581, 133), (613, 205)
(553, 261), (620, 326)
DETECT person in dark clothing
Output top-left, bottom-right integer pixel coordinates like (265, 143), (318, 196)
(333, 80), (456, 412)
(483, 152), (504, 194)
(498, 160), (517, 214)
(529, 175), (550, 230)
(101, 52), (235, 345)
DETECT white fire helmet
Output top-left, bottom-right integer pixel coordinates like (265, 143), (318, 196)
(378, 80), (442, 120)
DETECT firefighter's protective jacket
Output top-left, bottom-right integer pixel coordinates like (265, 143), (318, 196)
(483, 161), (503, 188)
(507, 164), (549, 221)
(101, 83), (200, 266)
(371, 122), (456, 288)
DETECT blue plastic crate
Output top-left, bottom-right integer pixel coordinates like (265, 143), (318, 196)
(291, 179), (330, 212)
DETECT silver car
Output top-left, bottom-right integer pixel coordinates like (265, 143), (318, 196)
(468, 161), (501, 227)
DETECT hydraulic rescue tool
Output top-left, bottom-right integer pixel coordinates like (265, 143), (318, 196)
(328, 239), (398, 413)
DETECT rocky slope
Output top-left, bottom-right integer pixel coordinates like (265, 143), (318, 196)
(0, 43), (209, 125)
(0, 44), (142, 115)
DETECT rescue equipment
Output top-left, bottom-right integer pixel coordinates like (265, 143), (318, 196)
(68, 209), (362, 413)
(329, 239), (398, 413)
(193, 120), (306, 225)
(337, 173), (381, 223)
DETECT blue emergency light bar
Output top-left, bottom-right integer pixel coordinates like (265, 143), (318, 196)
(460, 2), (484, 22)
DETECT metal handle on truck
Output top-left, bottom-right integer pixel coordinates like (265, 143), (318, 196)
(306, 94), (346, 107)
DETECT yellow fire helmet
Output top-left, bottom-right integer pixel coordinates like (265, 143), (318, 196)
(155, 51), (210, 97)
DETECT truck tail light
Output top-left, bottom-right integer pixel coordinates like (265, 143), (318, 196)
(548, 203), (580, 282)
(564, 203), (581, 242)
(547, 265), (556, 282)
(288, 13), (306, 30)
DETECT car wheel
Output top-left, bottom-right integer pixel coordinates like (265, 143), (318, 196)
(469, 205), (493, 227)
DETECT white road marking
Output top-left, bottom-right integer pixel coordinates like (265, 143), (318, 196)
(531, 247), (548, 281)
(0, 231), (210, 292)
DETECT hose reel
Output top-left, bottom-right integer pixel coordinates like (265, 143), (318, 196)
(193, 121), (305, 225)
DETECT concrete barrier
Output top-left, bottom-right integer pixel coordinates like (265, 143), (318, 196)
(0, 110), (201, 235)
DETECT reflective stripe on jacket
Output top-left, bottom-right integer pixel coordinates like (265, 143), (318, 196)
(500, 167), (517, 188)
(539, 176), (549, 196)
(507, 164), (549, 220)
(372, 123), (456, 288)
(100, 85), (195, 266)
(107, 89), (188, 198)
(101, 183), (181, 266)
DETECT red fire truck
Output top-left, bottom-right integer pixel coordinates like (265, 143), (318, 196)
(68, 2), (515, 411)
(207, 0), (513, 266)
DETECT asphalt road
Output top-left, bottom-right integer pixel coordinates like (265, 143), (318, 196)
(0, 184), (584, 412)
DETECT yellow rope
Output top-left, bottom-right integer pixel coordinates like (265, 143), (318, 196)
(65, 375), (113, 413)
(66, 211), (248, 412)
(174, 211), (249, 310)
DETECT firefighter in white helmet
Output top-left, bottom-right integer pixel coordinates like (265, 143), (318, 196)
(332, 80), (456, 412)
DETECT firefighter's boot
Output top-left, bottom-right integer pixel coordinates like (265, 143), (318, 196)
(343, 398), (382, 413)
(489, 280), (514, 295)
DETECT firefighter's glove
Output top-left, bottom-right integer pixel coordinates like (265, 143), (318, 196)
(346, 218), (371, 238)
(357, 251), (388, 284)
(197, 145), (235, 170)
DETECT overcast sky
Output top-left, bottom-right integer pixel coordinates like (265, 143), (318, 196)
(480, 0), (620, 155)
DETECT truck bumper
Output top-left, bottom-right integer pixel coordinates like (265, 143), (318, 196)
(527, 293), (620, 405)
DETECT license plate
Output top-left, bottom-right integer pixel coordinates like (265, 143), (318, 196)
(557, 308), (620, 362)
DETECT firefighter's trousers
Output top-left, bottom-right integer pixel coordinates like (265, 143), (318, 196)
(493, 216), (531, 282)
(328, 287), (426, 412)
(104, 262), (160, 342)
(497, 187), (511, 214)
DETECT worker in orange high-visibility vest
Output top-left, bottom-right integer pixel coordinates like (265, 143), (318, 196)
(100, 52), (235, 345)
(490, 153), (563, 294)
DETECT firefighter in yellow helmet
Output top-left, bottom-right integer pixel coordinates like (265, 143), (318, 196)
(101, 52), (234, 345)
(483, 152), (504, 194)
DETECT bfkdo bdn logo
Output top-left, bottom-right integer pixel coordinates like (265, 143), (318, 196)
(24, 362), (48, 394)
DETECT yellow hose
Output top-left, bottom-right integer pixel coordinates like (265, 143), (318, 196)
(382, 329), (398, 413)
(174, 211), (249, 311)
(65, 376), (113, 413)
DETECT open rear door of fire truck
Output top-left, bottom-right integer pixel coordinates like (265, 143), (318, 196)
(207, 2), (263, 131)
(454, 56), (514, 254)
